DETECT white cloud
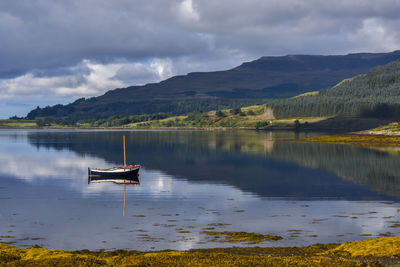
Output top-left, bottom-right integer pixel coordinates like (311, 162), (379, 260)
(349, 18), (400, 52)
(0, 62), (119, 98)
(176, 0), (200, 24)
(114, 58), (174, 86)
(150, 58), (174, 80)
(0, 59), (177, 99)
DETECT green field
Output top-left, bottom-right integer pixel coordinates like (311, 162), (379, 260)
(369, 122), (400, 133)
(0, 120), (37, 128)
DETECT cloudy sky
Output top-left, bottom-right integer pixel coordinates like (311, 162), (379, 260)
(1, 0), (400, 117)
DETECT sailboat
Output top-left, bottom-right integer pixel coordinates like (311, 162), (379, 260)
(88, 135), (140, 178)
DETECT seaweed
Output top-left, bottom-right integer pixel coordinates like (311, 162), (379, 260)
(200, 231), (283, 244)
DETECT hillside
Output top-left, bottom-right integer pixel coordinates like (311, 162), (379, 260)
(268, 58), (400, 118)
(27, 51), (400, 120)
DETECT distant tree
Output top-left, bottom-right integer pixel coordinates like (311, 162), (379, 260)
(36, 119), (45, 127)
(232, 107), (242, 115)
(294, 120), (300, 129)
(255, 121), (269, 130)
(9, 115), (23, 120)
(268, 59), (400, 119)
(216, 110), (225, 117)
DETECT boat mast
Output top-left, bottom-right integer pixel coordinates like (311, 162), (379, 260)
(123, 136), (127, 216)
(123, 135), (126, 166)
(123, 184), (126, 216)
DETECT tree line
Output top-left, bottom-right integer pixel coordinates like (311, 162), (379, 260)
(268, 59), (400, 119)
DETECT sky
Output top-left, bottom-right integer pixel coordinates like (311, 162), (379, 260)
(1, 0), (400, 118)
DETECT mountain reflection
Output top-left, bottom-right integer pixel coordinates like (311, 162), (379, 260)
(270, 142), (400, 200)
(25, 130), (400, 200)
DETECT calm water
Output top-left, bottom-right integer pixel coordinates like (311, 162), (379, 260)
(1, 129), (400, 251)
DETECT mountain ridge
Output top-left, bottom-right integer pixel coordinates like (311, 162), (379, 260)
(27, 50), (400, 120)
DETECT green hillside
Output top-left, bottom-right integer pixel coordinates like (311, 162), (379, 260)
(268, 59), (400, 118)
(27, 51), (400, 120)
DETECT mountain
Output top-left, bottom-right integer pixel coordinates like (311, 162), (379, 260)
(269, 58), (400, 118)
(27, 51), (400, 120)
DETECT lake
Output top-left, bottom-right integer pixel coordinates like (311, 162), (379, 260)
(1, 129), (400, 251)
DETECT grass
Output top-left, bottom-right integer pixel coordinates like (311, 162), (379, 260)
(124, 105), (271, 129)
(0, 120), (37, 128)
(121, 104), (330, 130)
(332, 76), (359, 88)
(292, 91), (319, 98)
(369, 122), (400, 133)
(0, 119), (78, 129)
(301, 134), (400, 147)
(0, 114), (331, 132)
(0, 108), (388, 132)
(271, 116), (329, 125)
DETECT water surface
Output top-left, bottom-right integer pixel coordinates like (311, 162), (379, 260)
(1, 129), (400, 251)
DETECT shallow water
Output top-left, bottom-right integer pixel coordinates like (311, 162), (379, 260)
(1, 129), (400, 251)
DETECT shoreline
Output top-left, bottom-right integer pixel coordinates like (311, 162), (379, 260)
(0, 125), (387, 132)
(300, 133), (400, 147)
(2, 234), (400, 266)
(1, 116), (396, 134)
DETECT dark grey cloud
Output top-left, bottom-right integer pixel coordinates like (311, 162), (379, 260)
(0, 0), (212, 77)
(1, 0), (400, 117)
(2, 0), (400, 77)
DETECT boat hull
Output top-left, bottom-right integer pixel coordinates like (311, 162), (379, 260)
(88, 165), (140, 177)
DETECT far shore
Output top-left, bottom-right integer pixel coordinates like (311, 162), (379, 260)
(2, 117), (400, 144)
(2, 124), (400, 134)
(1, 125), (400, 135)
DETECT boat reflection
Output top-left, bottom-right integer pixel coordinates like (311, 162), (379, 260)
(88, 174), (140, 216)
(88, 175), (140, 185)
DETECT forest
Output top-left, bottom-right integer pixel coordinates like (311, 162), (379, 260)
(268, 59), (400, 118)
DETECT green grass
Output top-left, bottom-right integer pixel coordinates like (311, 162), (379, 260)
(123, 105), (270, 129)
(121, 105), (329, 129)
(0, 120), (37, 128)
(292, 91), (319, 98)
(370, 122), (400, 132)
(0, 113), (332, 130)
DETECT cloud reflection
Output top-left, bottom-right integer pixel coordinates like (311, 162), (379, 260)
(0, 147), (258, 204)
(2, 131), (400, 251)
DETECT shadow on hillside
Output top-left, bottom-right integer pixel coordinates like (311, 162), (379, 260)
(302, 117), (393, 132)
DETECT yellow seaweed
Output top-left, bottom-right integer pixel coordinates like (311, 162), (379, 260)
(5, 234), (400, 266)
(301, 134), (400, 147)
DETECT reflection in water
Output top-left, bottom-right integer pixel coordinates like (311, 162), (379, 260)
(269, 142), (400, 200)
(25, 130), (400, 200)
(88, 175), (140, 216)
(88, 175), (140, 185)
(1, 130), (400, 251)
